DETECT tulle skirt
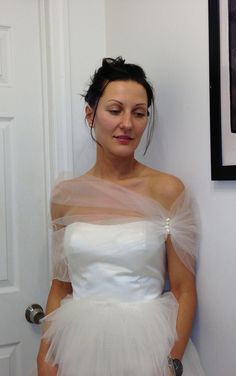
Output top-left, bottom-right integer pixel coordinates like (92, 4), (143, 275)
(41, 293), (205, 376)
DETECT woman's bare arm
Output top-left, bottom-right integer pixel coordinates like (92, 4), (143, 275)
(166, 237), (197, 359)
(37, 279), (72, 375)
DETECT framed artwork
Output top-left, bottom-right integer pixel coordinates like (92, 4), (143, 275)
(209, 0), (236, 179)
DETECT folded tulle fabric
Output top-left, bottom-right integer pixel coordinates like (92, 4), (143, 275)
(50, 174), (199, 280)
(42, 293), (178, 376)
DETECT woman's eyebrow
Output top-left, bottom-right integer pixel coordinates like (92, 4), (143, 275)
(106, 100), (147, 106)
(106, 99), (123, 104)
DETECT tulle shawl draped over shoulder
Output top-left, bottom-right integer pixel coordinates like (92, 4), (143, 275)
(50, 174), (199, 281)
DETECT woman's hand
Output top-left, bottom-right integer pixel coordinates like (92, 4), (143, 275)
(37, 365), (58, 376)
(36, 280), (72, 375)
(37, 356), (58, 376)
(37, 341), (58, 376)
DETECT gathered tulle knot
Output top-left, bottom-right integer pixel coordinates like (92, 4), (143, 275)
(164, 217), (171, 238)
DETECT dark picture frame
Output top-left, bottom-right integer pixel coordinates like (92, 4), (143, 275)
(209, 0), (236, 180)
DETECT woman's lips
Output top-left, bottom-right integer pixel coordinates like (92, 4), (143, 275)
(113, 135), (134, 144)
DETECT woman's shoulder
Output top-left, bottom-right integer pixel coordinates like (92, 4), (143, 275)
(51, 175), (87, 196)
(50, 176), (82, 219)
(142, 166), (185, 208)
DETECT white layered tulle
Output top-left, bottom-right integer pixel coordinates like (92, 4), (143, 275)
(38, 175), (205, 376)
(43, 293), (178, 376)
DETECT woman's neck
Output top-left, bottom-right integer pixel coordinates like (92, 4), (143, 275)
(89, 153), (143, 181)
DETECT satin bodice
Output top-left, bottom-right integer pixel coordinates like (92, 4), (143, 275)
(64, 221), (166, 302)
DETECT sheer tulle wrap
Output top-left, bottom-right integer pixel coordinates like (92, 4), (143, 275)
(51, 175), (199, 281)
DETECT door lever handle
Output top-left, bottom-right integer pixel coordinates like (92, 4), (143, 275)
(25, 304), (45, 324)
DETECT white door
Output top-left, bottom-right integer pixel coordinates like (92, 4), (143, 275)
(0, 1), (50, 374)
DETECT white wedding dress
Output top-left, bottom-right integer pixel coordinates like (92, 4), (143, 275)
(41, 176), (205, 376)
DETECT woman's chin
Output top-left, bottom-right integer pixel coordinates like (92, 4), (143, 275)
(109, 147), (137, 158)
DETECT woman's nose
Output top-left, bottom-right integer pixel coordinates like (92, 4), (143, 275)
(120, 112), (132, 129)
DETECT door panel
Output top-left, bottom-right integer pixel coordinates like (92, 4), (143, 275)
(0, 1), (49, 374)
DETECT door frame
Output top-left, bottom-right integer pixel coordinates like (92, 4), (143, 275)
(39, 0), (74, 193)
(38, 0), (74, 275)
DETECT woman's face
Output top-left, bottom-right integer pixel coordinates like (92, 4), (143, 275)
(86, 80), (149, 158)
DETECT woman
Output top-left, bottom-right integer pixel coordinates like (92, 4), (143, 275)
(37, 57), (205, 375)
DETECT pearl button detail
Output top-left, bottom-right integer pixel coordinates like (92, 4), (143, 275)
(165, 217), (171, 236)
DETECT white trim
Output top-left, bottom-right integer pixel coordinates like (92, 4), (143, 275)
(38, 0), (74, 280)
(39, 0), (74, 186)
(0, 25), (12, 86)
(220, 0), (236, 166)
(0, 118), (11, 282)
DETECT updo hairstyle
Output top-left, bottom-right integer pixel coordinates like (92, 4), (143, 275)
(84, 57), (155, 153)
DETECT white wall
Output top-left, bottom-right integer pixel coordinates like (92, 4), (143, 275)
(67, 0), (106, 175)
(67, 1), (236, 375)
(105, 1), (236, 375)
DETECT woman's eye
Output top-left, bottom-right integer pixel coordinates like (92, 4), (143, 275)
(108, 109), (120, 115)
(134, 112), (146, 118)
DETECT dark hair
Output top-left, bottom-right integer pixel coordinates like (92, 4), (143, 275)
(83, 57), (155, 154)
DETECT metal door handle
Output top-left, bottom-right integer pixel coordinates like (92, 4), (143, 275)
(25, 304), (45, 324)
